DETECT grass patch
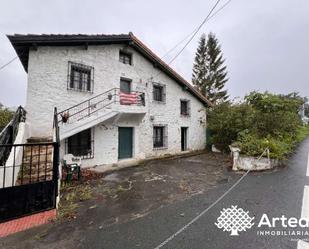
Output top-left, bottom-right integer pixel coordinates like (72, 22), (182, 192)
(296, 125), (309, 142)
(58, 202), (79, 220)
(58, 183), (93, 220)
(116, 185), (127, 193)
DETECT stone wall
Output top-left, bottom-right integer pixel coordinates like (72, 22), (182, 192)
(27, 44), (207, 166)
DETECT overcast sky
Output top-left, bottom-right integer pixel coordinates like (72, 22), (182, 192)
(0, 0), (308, 107)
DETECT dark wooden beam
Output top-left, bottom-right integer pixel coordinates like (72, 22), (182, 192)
(32, 43), (38, 51)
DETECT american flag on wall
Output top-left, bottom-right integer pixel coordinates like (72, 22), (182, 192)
(119, 92), (138, 105)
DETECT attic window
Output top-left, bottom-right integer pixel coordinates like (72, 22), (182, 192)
(68, 61), (94, 92)
(153, 83), (166, 103)
(180, 99), (190, 116)
(119, 51), (132, 65)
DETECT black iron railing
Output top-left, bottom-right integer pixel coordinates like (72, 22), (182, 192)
(0, 107), (60, 223)
(0, 106), (26, 165)
(0, 141), (59, 222)
(65, 142), (95, 159)
(0, 142), (56, 188)
(57, 88), (145, 125)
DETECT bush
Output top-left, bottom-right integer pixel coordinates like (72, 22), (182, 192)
(207, 92), (307, 159)
(0, 106), (13, 132)
(234, 132), (295, 160)
(207, 102), (254, 151)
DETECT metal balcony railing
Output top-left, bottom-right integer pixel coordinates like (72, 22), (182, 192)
(57, 88), (145, 125)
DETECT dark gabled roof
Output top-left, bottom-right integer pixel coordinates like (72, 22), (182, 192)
(7, 33), (212, 106)
(7, 34), (132, 73)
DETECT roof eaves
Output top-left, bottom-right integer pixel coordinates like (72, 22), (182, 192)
(129, 33), (213, 107)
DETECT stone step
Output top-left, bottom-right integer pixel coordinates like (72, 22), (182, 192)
(24, 147), (53, 155)
(20, 163), (53, 170)
(27, 137), (53, 143)
(22, 158), (53, 164)
(16, 175), (53, 185)
(17, 139), (55, 184)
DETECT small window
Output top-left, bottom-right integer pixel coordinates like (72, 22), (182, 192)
(180, 100), (190, 116)
(153, 125), (167, 149)
(119, 51), (132, 65)
(66, 128), (93, 159)
(153, 83), (166, 103)
(68, 61), (94, 92)
(120, 78), (131, 94)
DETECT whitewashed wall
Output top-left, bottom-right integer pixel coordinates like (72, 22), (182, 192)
(28, 44), (207, 167)
(0, 122), (29, 188)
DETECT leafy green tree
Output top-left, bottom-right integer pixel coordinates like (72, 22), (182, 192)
(207, 92), (307, 158)
(192, 33), (228, 104)
(207, 102), (254, 151)
(245, 91), (304, 113)
(0, 103), (14, 131)
(245, 92), (303, 137)
(305, 103), (309, 117)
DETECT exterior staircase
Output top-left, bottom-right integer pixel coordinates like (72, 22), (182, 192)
(59, 108), (118, 140)
(16, 137), (54, 185)
(56, 88), (146, 140)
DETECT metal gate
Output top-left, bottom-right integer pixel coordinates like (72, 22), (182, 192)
(0, 142), (59, 223)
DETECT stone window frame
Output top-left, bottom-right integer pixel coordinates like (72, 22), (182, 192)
(65, 128), (94, 159)
(67, 61), (94, 93)
(152, 82), (166, 104)
(153, 124), (168, 150)
(180, 99), (191, 117)
(119, 50), (133, 65)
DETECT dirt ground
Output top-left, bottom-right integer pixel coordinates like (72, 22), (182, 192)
(1, 152), (232, 248)
(58, 152), (232, 227)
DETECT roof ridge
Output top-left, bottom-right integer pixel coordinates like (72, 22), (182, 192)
(129, 33), (213, 106)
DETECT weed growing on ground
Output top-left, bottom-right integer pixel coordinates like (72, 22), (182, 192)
(58, 183), (93, 220)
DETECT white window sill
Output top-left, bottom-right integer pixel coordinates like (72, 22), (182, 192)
(153, 146), (168, 151)
(152, 100), (166, 104)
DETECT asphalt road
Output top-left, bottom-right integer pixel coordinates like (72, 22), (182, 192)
(83, 138), (309, 249)
(2, 138), (309, 249)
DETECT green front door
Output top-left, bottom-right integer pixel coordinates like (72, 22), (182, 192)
(118, 127), (133, 159)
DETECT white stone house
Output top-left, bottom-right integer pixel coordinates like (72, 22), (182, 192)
(8, 33), (211, 168)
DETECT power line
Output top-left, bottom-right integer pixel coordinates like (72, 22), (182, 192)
(160, 0), (232, 60)
(150, 0), (228, 82)
(0, 55), (19, 71)
(0, 0), (230, 77)
(166, 0), (222, 65)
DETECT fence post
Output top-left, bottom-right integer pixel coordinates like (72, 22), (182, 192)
(53, 107), (60, 208)
(8, 125), (13, 144)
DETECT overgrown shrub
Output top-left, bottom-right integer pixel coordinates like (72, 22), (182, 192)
(234, 132), (295, 160)
(0, 104), (13, 132)
(207, 92), (307, 159)
(207, 102), (254, 151)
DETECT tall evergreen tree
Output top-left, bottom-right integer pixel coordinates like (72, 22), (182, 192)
(192, 34), (207, 96)
(192, 33), (229, 104)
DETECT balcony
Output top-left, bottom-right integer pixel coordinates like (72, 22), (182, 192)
(56, 88), (146, 140)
